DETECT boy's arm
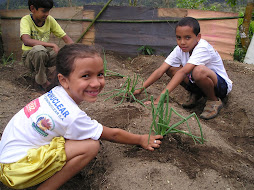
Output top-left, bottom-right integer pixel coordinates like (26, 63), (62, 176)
(100, 126), (163, 151)
(62, 34), (74, 44)
(134, 62), (171, 95)
(153, 63), (195, 104)
(21, 34), (60, 52)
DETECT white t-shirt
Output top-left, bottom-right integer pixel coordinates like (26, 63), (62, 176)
(0, 86), (103, 163)
(164, 39), (232, 94)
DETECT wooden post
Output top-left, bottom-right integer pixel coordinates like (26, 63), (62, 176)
(68, 0), (72, 7)
(75, 0), (113, 43)
(239, 2), (254, 51)
(6, 0), (9, 10)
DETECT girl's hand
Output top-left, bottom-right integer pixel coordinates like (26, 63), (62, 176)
(139, 134), (163, 151)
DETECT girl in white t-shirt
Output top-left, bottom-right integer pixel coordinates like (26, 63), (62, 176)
(0, 44), (163, 189)
(134, 17), (232, 120)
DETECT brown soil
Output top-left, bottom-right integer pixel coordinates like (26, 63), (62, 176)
(0, 53), (254, 190)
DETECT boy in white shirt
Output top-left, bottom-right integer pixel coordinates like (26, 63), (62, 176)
(134, 17), (232, 120)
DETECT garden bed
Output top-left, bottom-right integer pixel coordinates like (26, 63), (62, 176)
(0, 53), (254, 190)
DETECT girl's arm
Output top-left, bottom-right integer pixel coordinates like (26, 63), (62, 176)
(100, 126), (163, 151)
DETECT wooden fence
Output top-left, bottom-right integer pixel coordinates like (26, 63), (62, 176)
(0, 5), (238, 60)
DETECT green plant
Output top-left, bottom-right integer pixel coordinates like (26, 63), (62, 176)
(129, 0), (137, 6)
(137, 45), (155, 55)
(1, 53), (15, 65)
(103, 49), (125, 78)
(149, 90), (204, 144)
(176, 0), (207, 9)
(101, 74), (148, 107)
(233, 11), (254, 62)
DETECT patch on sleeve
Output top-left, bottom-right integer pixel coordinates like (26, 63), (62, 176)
(24, 98), (40, 118)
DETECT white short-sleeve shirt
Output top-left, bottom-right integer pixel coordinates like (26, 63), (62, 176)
(0, 86), (103, 163)
(165, 39), (232, 94)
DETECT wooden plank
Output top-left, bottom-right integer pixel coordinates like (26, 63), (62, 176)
(81, 9), (95, 45)
(187, 9), (238, 60)
(158, 8), (187, 18)
(0, 7), (84, 58)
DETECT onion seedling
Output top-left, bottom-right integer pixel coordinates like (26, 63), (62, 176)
(101, 74), (148, 107)
(149, 90), (204, 144)
(103, 49), (125, 78)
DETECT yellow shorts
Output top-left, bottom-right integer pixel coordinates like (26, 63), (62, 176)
(0, 136), (67, 189)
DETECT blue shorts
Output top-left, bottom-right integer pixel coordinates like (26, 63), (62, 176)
(214, 73), (227, 99)
(187, 73), (228, 99)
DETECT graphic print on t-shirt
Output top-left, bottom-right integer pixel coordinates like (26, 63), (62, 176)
(32, 114), (55, 137)
(45, 90), (70, 121)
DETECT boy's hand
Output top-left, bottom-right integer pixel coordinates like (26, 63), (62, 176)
(133, 88), (143, 95)
(52, 44), (60, 53)
(140, 134), (163, 151)
(144, 99), (159, 105)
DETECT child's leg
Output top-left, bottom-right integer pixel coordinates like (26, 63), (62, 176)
(192, 65), (226, 119)
(23, 45), (50, 86)
(37, 139), (100, 190)
(191, 65), (218, 101)
(47, 48), (57, 66)
(166, 66), (190, 85)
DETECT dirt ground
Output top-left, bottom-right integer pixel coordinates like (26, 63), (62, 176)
(0, 53), (254, 190)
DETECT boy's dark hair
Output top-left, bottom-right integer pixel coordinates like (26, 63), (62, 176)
(28, 0), (53, 11)
(176, 17), (200, 36)
(56, 43), (102, 78)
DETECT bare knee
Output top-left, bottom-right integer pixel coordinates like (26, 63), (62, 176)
(29, 45), (49, 62)
(65, 139), (100, 161)
(192, 65), (207, 81)
(87, 140), (100, 158)
(166, 66), (181, 77)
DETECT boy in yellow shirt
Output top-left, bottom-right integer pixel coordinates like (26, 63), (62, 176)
(20, 0), (73, 91)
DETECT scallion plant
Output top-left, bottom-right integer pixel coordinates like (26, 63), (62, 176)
(149, 89), (204, 144)
(101, 74), (148, 107)
(103, 49), (125, 78)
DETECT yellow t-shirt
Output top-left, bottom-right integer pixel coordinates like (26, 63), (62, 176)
(20, 14), (66, 51)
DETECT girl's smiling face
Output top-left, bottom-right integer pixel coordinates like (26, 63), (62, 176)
(59, 55), (105, 104)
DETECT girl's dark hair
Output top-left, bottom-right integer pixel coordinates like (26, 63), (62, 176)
(56, 43), (102, 78)
(176, 17), (200, 36)
(28, 0), (53, 11)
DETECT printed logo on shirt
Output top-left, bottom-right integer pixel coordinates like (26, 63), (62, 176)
(45, 90), (69, 121)
(31, 30), (50, 42)
(24, 98), (40, 118)
(32, 114), (55, 137)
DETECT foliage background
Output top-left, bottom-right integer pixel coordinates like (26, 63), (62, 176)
(0, 0), (248, 11)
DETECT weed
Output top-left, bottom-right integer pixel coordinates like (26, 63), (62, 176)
(1, 53), (15, 65)
(137, 45), (155, 55)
